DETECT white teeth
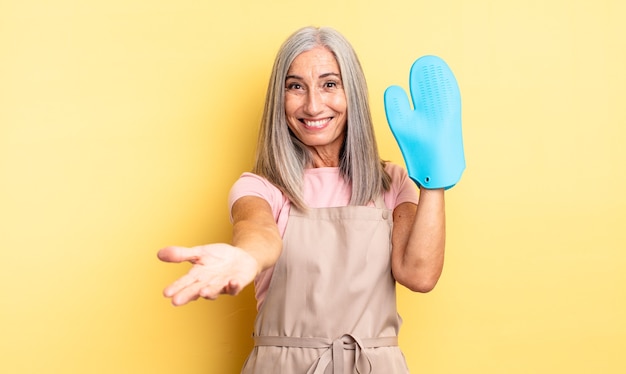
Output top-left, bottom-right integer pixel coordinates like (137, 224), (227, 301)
(304, 119), (329, 128)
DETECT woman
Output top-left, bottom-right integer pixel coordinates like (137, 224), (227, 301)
(158, 26), (446, 373)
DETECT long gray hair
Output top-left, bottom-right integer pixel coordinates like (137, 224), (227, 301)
(252, 26), (390, 210)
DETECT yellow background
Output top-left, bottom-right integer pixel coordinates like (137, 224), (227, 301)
(2, 0), (625, 373)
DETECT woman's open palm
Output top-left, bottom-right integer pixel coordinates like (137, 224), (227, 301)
(157, 244), (258, 306)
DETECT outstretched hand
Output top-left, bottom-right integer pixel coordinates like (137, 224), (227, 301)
(157, 244), (259, 306)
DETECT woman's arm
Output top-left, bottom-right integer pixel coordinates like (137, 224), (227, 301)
(157, 195), (282, 306)
(231, 195), (283, 273)
(391, 188), (445, 293)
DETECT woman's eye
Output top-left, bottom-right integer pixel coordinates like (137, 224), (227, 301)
(325, 82), (337, 88)
(287, 83), (302, 90)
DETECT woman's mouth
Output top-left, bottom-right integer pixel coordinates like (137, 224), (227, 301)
(302, 118), (332, 129)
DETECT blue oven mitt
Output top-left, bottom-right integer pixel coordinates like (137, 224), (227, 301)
(384, 55), (465, 189)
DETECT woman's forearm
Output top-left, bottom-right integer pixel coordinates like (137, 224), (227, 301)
(393, 189), (446, 292)
(231, 196), (283, 275)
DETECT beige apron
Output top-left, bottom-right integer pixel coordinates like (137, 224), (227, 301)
(241, 196), (409, 373)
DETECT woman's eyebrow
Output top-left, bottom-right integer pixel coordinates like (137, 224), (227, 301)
(285, 72), (341, 80)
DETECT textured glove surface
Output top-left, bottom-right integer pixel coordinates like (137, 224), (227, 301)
(384, 55), (465, 189)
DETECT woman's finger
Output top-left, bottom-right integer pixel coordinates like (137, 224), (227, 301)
(157, 246), (200, 263)
(166, 273), (231, 304)
(225, 279), (242, 296)
(199, 285), (223, 300)
(171, 288), (201, 306)
(163, 271), (204, 297)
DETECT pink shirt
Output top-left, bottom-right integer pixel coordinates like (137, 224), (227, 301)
(228, 163), (419, 309)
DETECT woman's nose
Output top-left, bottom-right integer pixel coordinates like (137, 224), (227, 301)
(304, 89), (323, 115)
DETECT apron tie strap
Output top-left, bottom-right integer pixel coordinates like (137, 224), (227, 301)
(254, 334), (398, 374)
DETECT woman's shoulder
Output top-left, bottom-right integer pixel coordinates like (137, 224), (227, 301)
(384, 162), (409, 181)
(228, 172), (289, 221)
(233, 172), (282, 192)
(382, 162), (419, 208)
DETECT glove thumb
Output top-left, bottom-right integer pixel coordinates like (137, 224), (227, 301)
(384, 85), (412, 129)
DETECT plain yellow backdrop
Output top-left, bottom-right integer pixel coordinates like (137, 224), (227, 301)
(1, 0), (625, 373)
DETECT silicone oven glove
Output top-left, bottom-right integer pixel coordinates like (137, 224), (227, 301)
(384, 55), (465, 189)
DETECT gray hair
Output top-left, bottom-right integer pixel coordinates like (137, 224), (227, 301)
(252, 26), (390, 210)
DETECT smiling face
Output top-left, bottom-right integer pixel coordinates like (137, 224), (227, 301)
(284, 46), (347, 167)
